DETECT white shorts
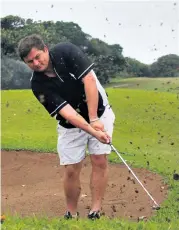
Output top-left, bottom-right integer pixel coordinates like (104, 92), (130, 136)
(57, 105), (115, 165)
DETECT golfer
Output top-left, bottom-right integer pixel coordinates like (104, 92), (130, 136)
(18, 34), (115, 220)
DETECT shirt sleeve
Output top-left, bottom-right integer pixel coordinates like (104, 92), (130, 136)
(32, 88), (68, 117)
(63, 42), (94, 80)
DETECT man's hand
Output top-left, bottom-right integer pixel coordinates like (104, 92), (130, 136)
(90, 119), (104, 131)
(94, 130), (111, 144)
(59, 104), (111, 144)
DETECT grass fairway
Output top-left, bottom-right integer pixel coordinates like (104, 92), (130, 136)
(107, 77), (179, 94)
(1, 78), (179, 229)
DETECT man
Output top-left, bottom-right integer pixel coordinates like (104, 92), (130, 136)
(18, 34), (115, 220)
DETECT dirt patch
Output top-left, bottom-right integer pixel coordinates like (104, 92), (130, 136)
(1, 150), (168, 221)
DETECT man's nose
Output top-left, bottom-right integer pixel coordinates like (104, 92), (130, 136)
(33, 59), (39, 66)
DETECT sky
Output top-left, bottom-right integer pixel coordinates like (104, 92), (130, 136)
(1, 0), (179, 64)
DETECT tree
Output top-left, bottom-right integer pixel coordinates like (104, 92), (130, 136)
(1, 15), (25, 29)
(91, 54), (125, 84)
(123, 57), (151, 77)
(150, 54), (179, 77)
(1, 56), (32, 89)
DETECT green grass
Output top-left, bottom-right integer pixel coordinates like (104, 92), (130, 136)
(107, 77), (179, 94)
(1, 89), (57, 152)
(1, 78), (179, 229)
(2, 214), (179, 230)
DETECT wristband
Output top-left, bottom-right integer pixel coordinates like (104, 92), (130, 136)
(90, 118), (100, 123)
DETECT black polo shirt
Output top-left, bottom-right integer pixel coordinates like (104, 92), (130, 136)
(31, 42), (106, 128)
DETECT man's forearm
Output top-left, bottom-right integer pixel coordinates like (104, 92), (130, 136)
(59, 104), (96, 136)
(82, 71), (98, 121)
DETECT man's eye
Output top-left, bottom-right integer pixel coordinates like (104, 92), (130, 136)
(36, 55), (40, 60)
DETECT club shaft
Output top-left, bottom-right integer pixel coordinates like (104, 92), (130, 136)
(110, 144), (159, 207)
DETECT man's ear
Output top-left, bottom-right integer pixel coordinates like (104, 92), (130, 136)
(44, 46), (48, 53)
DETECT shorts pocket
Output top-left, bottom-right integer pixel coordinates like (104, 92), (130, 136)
(57, 125), (68, 136)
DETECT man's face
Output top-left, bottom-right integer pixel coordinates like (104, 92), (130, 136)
(24, 46), (50, 72)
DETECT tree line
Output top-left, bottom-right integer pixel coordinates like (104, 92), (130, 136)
(1, 15), (179, 89)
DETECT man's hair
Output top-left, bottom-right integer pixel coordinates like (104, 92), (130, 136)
(18, 34), (46, 60)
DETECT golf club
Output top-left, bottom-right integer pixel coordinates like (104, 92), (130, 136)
(110, 143), (160, 210)
(115, 151), (135, 157)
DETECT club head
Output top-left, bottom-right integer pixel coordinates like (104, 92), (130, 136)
(152, 205), (160, 210)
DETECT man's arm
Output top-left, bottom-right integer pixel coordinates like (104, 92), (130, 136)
(82, 71), (98, 121)
(59, 104), (110, 144)
(82, 71), (105, 131)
